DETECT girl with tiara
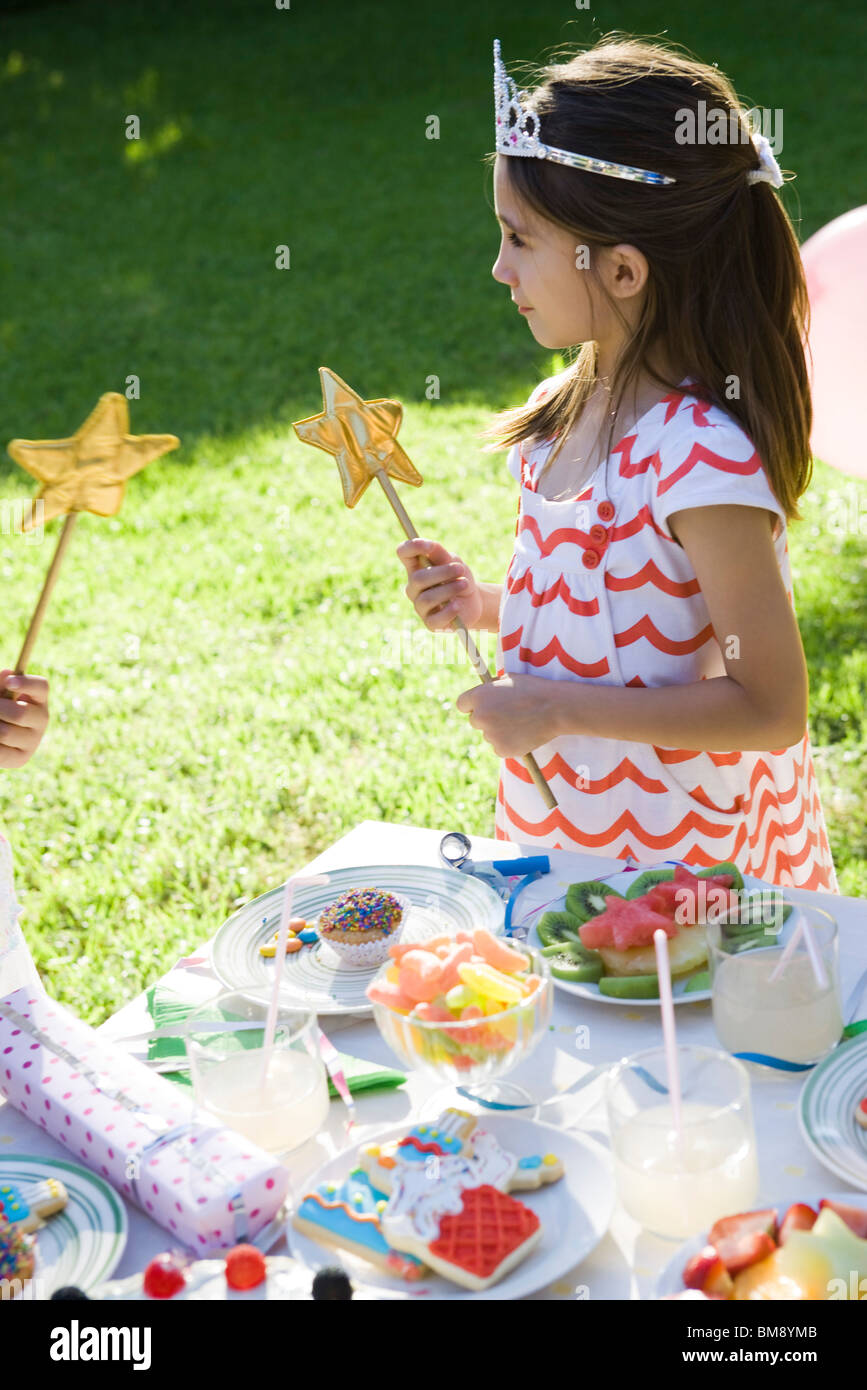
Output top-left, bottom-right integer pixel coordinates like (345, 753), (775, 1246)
(0, 670), (50, 996)
(399, 36), (837, 890)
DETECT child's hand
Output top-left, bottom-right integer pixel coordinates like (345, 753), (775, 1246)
(397, 538), (483, 630)
(456, 674), (563, 757)
(0, 671), (50, 769)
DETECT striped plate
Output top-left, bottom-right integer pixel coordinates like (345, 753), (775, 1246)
(211, 864), (505, 1016)
(0, 1155), (127, 1297)
(799, 1032), (867, 1190)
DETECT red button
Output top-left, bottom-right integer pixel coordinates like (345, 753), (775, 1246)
(582, 549), (600, 569)
(589, 523), (608, 545)
(597, 500), (615, 522)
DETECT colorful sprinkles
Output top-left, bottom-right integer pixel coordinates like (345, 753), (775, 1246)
(0, 1216), (35, 1282)
(319, 888), (404, 938)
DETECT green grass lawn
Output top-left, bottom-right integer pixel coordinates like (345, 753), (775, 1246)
(0, 0), (864, 1024)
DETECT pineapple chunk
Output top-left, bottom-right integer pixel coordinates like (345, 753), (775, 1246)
(599, 924), (708, 978)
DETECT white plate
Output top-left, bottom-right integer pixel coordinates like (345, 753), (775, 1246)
(288, 1113), (614, 1300)
(655, 1192), (867, 1299)
(799, 1032), (867, 1190)
(211, 864), (505, 1016)
(522, 862), (780, 1007)
(0, 1155), (127, 1297)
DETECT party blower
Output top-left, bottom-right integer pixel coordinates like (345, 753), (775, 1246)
(293, 368), (557, 810)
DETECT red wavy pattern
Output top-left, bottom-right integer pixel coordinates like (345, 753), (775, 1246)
(661, 391), (713, 428)
(507, 569), (599, 615)
(657, 439), (762, 496)
(605, 559), (701, 597)
(504, 752), (669, 796)
(499, 628), (610, 678)
(518, 513), (595, 557)
(614, 615), (716, 656)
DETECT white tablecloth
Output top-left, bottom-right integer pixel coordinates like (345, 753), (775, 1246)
(2, 821), (866, 1299)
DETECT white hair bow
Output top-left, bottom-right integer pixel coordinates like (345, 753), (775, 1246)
(747, 132), (784, 188)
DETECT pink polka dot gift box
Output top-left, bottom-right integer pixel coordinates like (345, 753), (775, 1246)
(0, 988), (289, 1253)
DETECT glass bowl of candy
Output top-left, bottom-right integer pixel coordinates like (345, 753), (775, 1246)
(367, 929), (552, 1087)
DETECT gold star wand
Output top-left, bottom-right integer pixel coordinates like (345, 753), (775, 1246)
(5, 392), (179, 681)
(293, 368), (557, 810)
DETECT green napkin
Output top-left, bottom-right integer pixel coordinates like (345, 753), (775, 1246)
(145, 984), (406, 1098)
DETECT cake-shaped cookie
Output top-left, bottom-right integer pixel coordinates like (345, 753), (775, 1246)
(318, 888), (406, 966)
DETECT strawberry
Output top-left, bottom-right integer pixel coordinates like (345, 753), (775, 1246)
(682, 1245), (734, 1297)
(778, 1203), (817, 1243)
(707, 1208), (778, 1275)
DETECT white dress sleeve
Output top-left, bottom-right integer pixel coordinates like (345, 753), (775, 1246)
(650, 405), (786, 541)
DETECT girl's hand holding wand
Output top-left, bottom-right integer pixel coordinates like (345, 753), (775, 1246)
(0, 670), (49, 769)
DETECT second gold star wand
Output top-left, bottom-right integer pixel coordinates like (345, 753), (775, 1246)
(293, 368), (557, 810)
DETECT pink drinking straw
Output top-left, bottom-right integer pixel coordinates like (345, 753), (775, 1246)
(768, 910), (829, 991)
(261, 872), (330, 1088)
(653, 928), (683, 1148)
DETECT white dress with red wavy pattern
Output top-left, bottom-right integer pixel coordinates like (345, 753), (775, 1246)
(494, 375), (838, 892)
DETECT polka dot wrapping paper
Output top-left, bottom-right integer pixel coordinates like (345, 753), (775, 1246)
(0, 988), (289, 1253)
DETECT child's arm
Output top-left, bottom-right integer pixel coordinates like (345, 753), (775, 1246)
(397, 538), (502, 632)
(0, 671), (50, 769)
(455, 506), (807, 755)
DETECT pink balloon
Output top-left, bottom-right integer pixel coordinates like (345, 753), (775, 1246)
(801, 205), (867, 479)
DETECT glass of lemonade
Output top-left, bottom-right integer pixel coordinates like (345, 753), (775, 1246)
(186, 992), (329, 1156)
(605, 1045), (759, 1240)
(708, 905), (842, 1071)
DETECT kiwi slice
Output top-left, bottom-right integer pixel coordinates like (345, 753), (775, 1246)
(541, 945), (604, 984)
(535, 909), (584, 947)
(698, 861), (745, 891)
(683, 969), (710, 993)
(624, 868), (675, 900)
(565, 880), (623, 922)
(720, 893), (793, 936)
(599, 973), (660, 999)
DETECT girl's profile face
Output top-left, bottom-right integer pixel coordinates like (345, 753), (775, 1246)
(491, 155), (630, 353)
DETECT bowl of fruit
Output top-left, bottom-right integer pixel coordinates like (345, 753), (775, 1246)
(531, 860), (792, 1005)
(366, 928), (552, 1085)
(658, 1194), (867, 1300)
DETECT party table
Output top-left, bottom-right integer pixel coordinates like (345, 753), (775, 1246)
(2, 820), (866, 1300)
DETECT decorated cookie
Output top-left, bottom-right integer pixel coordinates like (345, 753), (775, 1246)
(510, 1152), (566, 1190)
(0, 1176), (68, 1234)
(857, 1096), (867, 1130)
(425, 1184), (542, 1292)
(291, 1167), (426, 1281)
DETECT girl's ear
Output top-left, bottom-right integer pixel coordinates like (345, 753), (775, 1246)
(601, 243), (650, 302)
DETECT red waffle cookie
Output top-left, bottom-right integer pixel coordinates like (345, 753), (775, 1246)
(427, 1184), (541, 1291)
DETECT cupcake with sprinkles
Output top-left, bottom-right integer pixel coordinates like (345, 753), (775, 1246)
(317, 888), (407, 966)
(1, 1215), (36, 1292)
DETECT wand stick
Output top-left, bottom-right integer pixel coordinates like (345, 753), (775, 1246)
(14, 512), (78, 674)
(374, 468), (557, 810)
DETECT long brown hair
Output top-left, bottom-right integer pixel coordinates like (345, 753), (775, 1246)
(482, 36), (812, 521)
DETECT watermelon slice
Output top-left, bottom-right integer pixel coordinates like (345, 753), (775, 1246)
(645, 865), (735, 923)
(578, 895), (678, 951)
(707, 1209), (778, 1275)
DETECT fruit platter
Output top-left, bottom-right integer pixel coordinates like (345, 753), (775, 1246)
(657, 1193), (867, 1300)
(525, 860), (794, 1006)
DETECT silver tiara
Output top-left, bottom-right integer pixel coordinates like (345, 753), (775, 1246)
(493, 39), (676, 187)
